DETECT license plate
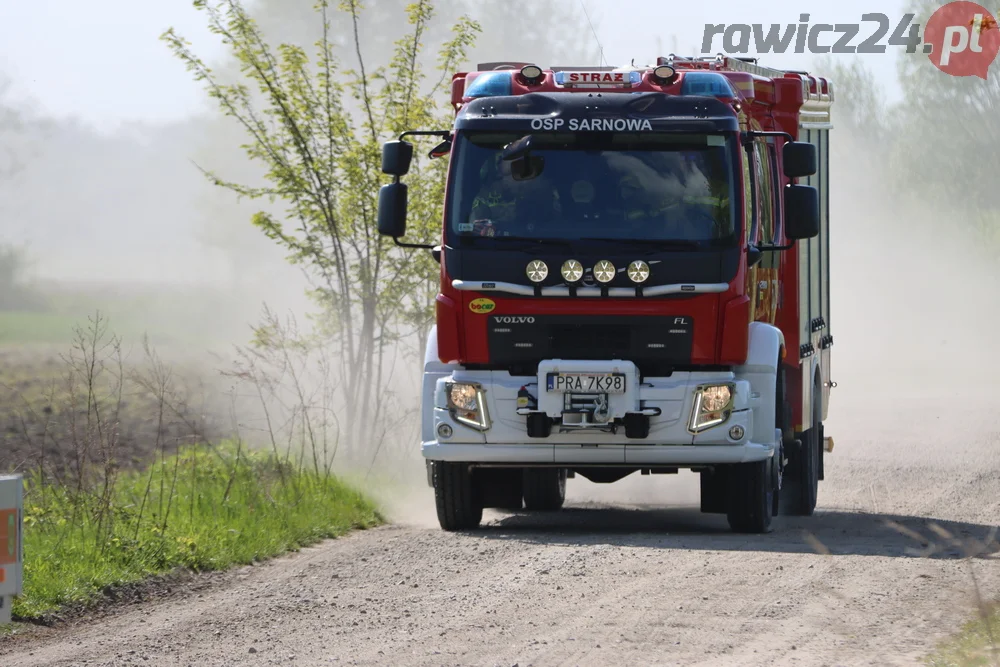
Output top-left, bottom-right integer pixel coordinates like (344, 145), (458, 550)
(546, 372), (626, 394)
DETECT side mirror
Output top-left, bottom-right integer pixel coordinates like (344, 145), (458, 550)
(381, 140), (414, 176)
(782, 141), (817, 178)
(783, 184), (819, 240)
(377, 182), (408, 237)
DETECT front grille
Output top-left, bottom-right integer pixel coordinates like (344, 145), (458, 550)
(548, 324), (632, 359)
(487, 315), (694, 377)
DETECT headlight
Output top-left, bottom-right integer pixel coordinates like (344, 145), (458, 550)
(445, 381), (491, 431)
(689, 383), (735, 433)
(701, 385), (731, 412)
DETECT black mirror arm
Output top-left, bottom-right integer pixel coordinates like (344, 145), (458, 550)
(393, 236), (436, 250)
(757, 241), (796, 251)
(399, 129), (452, 141)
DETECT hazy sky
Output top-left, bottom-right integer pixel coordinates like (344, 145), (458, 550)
(0, 0), (908, 130)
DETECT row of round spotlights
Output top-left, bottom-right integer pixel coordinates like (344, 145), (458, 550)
(526, 259), (651, 285)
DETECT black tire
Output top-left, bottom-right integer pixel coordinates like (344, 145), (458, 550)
(522, 468), (567, 511)
(726, 459), (774, 533)
(726, 364), (784, 533)
(433, 462), (483, 531)
(780, 377), (821, 516)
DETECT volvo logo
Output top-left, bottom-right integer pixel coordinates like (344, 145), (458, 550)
(493, 316), (535, 324)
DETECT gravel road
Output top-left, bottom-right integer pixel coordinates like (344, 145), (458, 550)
(4, 220), (999, 665)
(2, 379), (998, 667)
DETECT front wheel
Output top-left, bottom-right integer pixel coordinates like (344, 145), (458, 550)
(522, 468), (567, 511)
(726, 459), (775, 533)
(433, 462), (483, 531)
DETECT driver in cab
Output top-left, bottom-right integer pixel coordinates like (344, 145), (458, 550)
(466, 153), (559, 237)
(613, 151), (729, 241)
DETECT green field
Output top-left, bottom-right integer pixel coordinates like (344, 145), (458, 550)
(0, 284), (260, 349)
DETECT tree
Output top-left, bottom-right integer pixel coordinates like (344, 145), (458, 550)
(891, 0), (1000, 248)
(163, 0), (480, 447)
(186, 0), (601, 290)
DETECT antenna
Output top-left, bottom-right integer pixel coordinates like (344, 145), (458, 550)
(578, 0), (606, 67)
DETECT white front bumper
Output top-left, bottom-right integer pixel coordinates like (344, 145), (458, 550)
(421, 441), (774, 465)
(423, 365), (776, 467)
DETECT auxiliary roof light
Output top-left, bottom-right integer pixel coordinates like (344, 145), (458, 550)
(652, 65), (676, 84)
(561, 259), (584, 283)
(520, 64), (543, 83)
(526, 260), (548, 283)
(627, 260), (650, 284)
(593, 260), (616, 284)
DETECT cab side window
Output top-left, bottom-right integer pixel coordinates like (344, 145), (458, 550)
(767, 143), (783, 240)
(742, 146), (756, 243)
(754, 139), (775, 245)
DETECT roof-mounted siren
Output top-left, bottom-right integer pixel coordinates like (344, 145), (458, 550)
(679, 71), (738, 100)
(651, 65), (677, 85)
(519, 64), (544, 85)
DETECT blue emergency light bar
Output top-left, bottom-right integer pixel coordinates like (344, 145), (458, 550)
(463, 67), (739, 102)
(464, 71), (513, 99)
(679, 71), (737, 97)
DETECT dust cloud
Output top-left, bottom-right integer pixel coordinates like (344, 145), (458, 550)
(3, 1), (997, 521)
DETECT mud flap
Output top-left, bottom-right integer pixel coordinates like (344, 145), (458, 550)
(699, 467), (729, 514)
(477, 468), (524, 510)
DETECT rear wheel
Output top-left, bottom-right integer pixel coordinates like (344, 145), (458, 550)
(433, 462), (483, 531)
(522, 468), (567, 511)
(781, 376), (821, 516)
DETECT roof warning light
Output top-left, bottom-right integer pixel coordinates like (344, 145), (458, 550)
(465, 71), (513, 99)
(679, 71), (737, 98)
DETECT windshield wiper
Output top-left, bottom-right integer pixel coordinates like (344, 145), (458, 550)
(578, 237), (705, 250)
(460, 235), (573, 249)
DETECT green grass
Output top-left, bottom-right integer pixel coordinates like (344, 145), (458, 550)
(13, 444), (383, 620)
(926, 605), (1000, 667)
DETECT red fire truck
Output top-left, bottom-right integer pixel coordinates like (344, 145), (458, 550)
(377, 55), (834, 533)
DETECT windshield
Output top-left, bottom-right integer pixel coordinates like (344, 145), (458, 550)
(447, 131), (738, 246)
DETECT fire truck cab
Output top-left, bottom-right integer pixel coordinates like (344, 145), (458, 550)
(378, 56), (834, 534)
